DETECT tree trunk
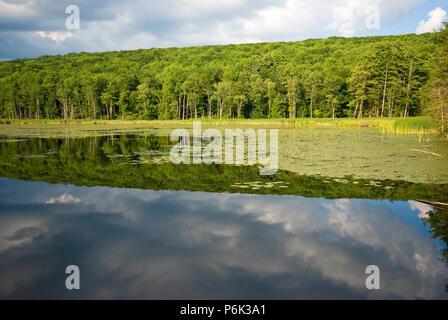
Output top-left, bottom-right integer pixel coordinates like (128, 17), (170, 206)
(404, 59), (414, 117)
(207, 94), (211, 119)
(36, 96), (40, 119)
(182, 94), (186, 120)
(358, 100), (363, 119)
(381, 64), (388, 117)
(189, 98), (192, 119)
(268, 96), (271, 118)
(237, 100), (242, 118)
(178, 95), (181, 120)
(310, 90), (314, 119)
(388, 92), (393, 118)
(332, 101), (335, 119)
(353, 101), (359, 118)
(64, 99), (68, 120)
(292, 97), (296, 119)
(439, 88), (445, 131)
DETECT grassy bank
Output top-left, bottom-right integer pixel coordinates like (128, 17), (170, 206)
(0, 116), (442, 136)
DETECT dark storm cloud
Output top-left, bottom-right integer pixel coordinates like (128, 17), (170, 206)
(0, 0), (123, 31)
(0, 31), (62, 60)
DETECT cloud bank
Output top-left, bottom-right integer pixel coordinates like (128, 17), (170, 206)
(0, 0), (445, 60)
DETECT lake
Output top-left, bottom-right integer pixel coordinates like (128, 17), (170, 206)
(0, 126), (447, 299)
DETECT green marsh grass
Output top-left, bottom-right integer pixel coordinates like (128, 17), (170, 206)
(386, 117), (439, 135)
(0, 116), (443, 137)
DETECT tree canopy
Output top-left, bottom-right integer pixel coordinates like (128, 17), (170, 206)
(0, 33), (441, 121)
(421, 23), (448, 131)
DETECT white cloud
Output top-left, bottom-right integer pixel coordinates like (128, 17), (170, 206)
(416, 7), (447, 35)
(328, 0), (371, 37)
(176, 0), (245, 18)
(408, 200), (434, 219)
(46, 193), (81, 204)
(328, 0), (424, 37)
(35, 31), (73, 43)
(238, 0), (323, 40)
(168, 0), (428, 46)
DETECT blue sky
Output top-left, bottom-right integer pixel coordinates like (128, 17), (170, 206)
(0, 0), (447, 60)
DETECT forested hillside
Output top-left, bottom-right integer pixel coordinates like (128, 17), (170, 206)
(0, 33), (441, 120)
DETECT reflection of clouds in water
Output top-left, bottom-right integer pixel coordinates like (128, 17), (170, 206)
(408, 200), (434, 219)
(190, 194), (447, 299)
(0, 216), (47, 253)
(46, 193), (80, 204)
(0, 180), (447, 299)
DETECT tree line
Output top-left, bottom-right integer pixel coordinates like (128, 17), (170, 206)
(0, 32), (443, 121)
(422, 23), (448, 131)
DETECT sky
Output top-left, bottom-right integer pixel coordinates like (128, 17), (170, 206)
(0, 0), (447, 61)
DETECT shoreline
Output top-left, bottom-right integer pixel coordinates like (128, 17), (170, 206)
(0, 116), (442, 136)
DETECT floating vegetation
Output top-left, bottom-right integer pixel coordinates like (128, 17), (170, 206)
(44, 149), (57, 155)
(369, 180), (383, 187)
(106, 154), (134, 158)
(333, 178), (350, 184)
(0, 138), (28, 143)
(231, 180), (289, 191)
(123, 156), (171, 165)
(1, 131), (448, 198)
(8, 154), (48, 159)
(279, 127), (448, 184)
(133, 150), (170, 156)
(105, 148), (172, 166)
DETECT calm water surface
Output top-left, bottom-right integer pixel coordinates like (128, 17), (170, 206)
(0, 130), (447, 299)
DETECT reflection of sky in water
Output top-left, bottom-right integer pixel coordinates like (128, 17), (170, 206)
(0, 178), (447, 300)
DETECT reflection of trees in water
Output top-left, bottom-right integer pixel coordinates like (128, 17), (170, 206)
(1, 136), (448, 201)
(423, 207), (448, 291)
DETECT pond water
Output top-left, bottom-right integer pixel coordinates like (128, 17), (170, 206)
(0, 127), (447, 299)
